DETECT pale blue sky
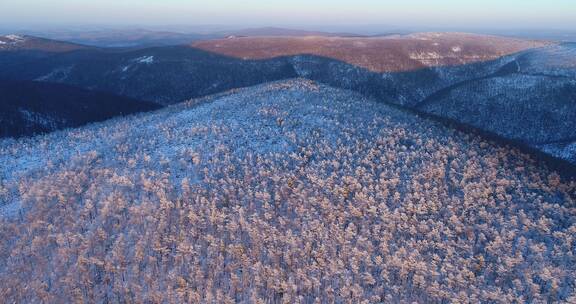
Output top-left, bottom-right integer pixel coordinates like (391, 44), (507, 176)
(0, 0), (574, 29)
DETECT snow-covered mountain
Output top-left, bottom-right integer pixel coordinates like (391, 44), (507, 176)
(417, 43), (576, 163)
(0, 79), (574, 302)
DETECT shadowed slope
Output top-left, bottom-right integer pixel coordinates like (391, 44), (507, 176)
(0, 46), (299, 105)
(0, 80), (160, 138)
(413, 43), (576, 162)
(28, 29), (215, 48)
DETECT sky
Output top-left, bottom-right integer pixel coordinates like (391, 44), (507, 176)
(0, 0), (574, 30)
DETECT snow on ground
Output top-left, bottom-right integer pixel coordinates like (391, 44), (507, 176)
(0, 34), (26, 48)
(409, 51), (442, 60)
(135, 55), (154, 64)
(538, 141), (576, 164)
(35, 66), (74, 82)
(5, 34), (24, 41)
(520, 43), (576, 77)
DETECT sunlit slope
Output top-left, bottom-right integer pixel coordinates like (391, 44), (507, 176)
(193, 33), (546, 72)
(1, 79), (574, 302)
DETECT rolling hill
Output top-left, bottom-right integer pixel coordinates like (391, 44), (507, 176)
(0, 33), (575, 165)
(0, 79), (574, 302)
(0, 33), (549, 106)
(192, 33), (546, 72)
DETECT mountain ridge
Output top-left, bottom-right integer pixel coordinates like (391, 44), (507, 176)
(1, 33), (574, 165)
(192, 32), (548, 72)
(0, 34), (91, 52)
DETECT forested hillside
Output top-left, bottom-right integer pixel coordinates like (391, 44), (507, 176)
(1, 80), (574, 303)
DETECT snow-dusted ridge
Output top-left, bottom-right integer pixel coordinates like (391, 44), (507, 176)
(135, 55), (154, 64)
(4, 34), (25, 41)
(0, 34), (27, 47)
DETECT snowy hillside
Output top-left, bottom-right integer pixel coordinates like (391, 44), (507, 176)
(1, 79), (574, 302)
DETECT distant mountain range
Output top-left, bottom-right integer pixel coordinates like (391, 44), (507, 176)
(1, 30), (575, 303)
(222, 26), (362, 38)
(8, 27), (358, 48)
(27, 29), (216, 48)
(0, 32), (575, 165)
(192, 33), (547, 72)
